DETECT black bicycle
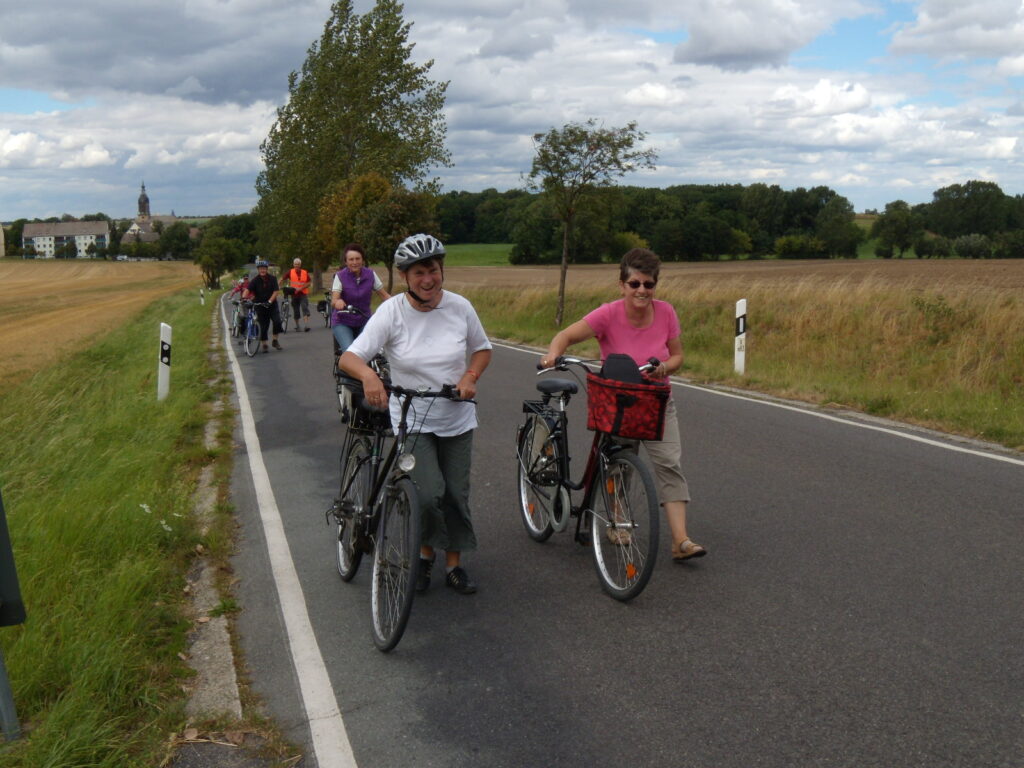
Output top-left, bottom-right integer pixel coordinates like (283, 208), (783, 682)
(240, 301), (269, 358)
(319, 291), (333, 327)
(328, 376), (471, 651)
(516, 355), (663, 601)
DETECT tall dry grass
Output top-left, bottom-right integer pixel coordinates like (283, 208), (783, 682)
(461, 274), (1024, 450)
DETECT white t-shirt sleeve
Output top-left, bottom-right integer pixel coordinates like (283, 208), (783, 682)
(373, 272), (383, 291)
(346, 297), (395, 362)
(331, 273), (342, 292)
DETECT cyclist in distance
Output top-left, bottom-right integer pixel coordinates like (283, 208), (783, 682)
(243, 260), (284, 353)
(339, 234), (492, 595)
(331, 243), (390, 353)
(540, 248), (706, 562)
(284, 257), (313, 332)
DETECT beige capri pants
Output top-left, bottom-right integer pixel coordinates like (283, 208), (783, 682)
(621, 397), (690, 504)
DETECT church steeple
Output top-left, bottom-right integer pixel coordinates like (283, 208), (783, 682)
(138, 182), (151, 220)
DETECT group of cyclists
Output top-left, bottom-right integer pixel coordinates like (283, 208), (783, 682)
(233, 234), (705, 598)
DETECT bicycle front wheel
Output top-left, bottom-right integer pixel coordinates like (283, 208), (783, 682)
(370, 476), (421, 652)
(590, 449), (660, 601)
(336, 437), (371, 581)
(244, 319), (261, 357)
(281, 303), (290, 332)
(516, 415), (560, 542)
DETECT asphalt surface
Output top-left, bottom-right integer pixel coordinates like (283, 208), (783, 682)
(225, 297), (1024, 768)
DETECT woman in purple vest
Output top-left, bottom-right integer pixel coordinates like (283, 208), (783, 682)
(331, 243), (391, 353)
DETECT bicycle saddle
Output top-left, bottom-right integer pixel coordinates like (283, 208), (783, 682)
(536, 378), (578, 395)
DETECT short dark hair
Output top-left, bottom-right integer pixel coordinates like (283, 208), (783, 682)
(619, 248), (661, 283)
(341, 243), (365, 258)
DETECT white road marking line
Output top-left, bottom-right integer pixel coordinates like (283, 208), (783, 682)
(222, 298), (358, 768)
(491, 340), (1024, 468)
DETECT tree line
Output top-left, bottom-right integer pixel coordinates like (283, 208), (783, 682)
(436, 179), (1024, 263)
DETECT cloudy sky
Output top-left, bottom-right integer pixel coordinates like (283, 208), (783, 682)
(2, 0), (1023, 221)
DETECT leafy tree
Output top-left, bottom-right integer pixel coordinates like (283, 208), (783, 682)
(256, 0), (450, 264)
(509, 196), (559, 264)
(993, 230), (1024, 259)
(318, 172), (438, 289)
(953, 233), (992, 259)
(159, 221), (194, 260)
(5, 219), (27, 255)
(815, 195), (863, 258)
(528, 118), (657, 325)
(774, 234), (826, 259)
(194, 233), (245, 289)
(927, 181), (1012, 238)
(870, 200), (924, 258)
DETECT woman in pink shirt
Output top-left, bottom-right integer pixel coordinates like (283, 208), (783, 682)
(540, 248), (706, 561)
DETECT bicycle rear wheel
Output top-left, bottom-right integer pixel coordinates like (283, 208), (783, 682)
(244, 318), (261, 357)
(516, 415), (563, 542)
(590, 449), (659, 601)
(281, 302), (290, 332)
(370, 476), (421, 652)
(336, 437), (371, 581)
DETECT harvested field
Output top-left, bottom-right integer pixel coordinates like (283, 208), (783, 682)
(442, 258), (1024, 294)
(0, 260), (201, 387)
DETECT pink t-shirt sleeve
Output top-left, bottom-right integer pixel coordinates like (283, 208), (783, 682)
(583, 300), (680, 369)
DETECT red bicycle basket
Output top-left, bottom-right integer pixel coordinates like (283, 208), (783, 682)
(585, 371), (670, 441)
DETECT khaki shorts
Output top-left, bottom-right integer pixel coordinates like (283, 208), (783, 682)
(620, 398), (690, 504)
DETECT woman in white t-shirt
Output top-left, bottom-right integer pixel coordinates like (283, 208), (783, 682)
(340, 234), (492, 595)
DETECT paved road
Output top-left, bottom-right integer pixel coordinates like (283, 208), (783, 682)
(224, 298), (1024, 768)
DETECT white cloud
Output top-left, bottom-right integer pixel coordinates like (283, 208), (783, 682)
(890, 0), (1024, 59)
(1, 0), (1024, 218)
(673, 0), (872, 70)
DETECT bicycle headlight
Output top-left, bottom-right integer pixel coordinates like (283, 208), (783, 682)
(397, 453), (416, 472)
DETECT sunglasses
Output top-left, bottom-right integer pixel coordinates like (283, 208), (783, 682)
(625, 279), (657, 290)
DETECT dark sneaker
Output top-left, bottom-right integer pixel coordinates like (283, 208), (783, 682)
(262, 344), (269, 354)
(445, 566), (477, 595)
(415, 556), (434, 593)
(304, 326), (311, 332)
(272, 339), (282, 350)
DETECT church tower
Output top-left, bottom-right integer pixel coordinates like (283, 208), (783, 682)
(138, 182), (151, 221)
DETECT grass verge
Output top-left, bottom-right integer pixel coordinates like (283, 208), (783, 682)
(461, 276), (1024, 451)
(0, 291), (217, 766)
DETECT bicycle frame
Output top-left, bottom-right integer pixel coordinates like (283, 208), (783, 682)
(521, 393), (624, 541)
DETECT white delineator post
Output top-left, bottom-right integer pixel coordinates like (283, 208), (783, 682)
(734, 299), (747, 375)
(200, 288), (205, 306)
(158, 323), (172, 401)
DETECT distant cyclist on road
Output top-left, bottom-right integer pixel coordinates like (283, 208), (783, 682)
(243, 260), (283, 353)
(331, 243), (390, 354)
(284, 258), (312, 333)
(339, 234), (491, 595)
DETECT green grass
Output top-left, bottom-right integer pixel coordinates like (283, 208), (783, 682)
(0, 292), (217, 766)
(442, 243), (513, 266)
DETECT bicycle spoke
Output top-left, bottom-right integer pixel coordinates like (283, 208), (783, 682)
(590, 451), (659, 601)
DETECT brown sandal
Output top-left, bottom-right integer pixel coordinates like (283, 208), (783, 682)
(672, 539), (707, 562)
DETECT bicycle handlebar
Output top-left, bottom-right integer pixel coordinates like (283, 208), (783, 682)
(537, 355), (661, 375)
(385, 382), (476, 405)
(336, 305), (369, 318)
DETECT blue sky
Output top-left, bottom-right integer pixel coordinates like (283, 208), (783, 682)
(1, 0), (1023, 221)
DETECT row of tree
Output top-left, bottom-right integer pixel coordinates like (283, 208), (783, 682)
(435, 179), (1024, 264)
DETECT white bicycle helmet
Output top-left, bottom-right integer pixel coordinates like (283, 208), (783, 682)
(394, 234), (445, 271)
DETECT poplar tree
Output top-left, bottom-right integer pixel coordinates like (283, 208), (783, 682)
(256, 0), (449, 273)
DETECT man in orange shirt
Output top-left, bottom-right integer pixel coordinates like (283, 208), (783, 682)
(284, 257), (312, 332)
